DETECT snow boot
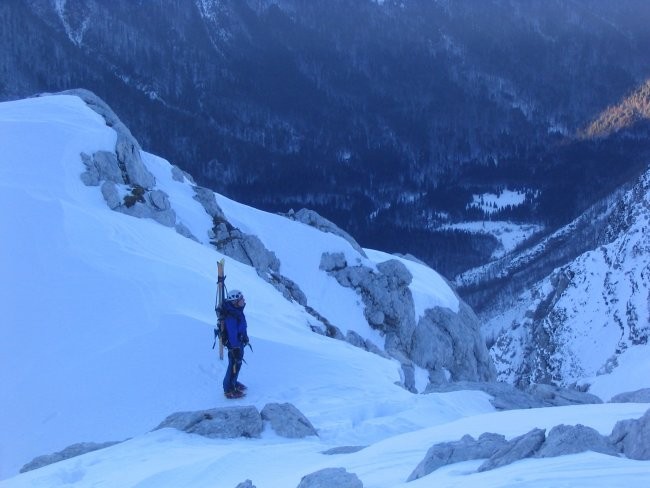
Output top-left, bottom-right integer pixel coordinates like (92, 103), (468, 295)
(224, 389), (245, 399)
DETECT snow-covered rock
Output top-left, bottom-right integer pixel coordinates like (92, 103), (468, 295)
(155, 406), (264, 439)
(407, 433), (507, 481)
(296, 467), (363, 488)
(20, 441), (121, 473)
(536, 424), (617, 458)
(321, 252), (495, 384)
(477, 428), (546, 472)
(260, 403), (318, 438)
(610, 388), (650, 403)
(483, 166), (650, 397)
(610, 408), (650, 460)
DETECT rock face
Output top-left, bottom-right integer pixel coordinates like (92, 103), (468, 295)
(321, 251), (495, 384)
(296, 467), (363, 488)
(481, 167), (650, 390)
(412, 302), (496, 384)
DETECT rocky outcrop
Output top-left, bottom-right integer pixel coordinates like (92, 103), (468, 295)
(296, 467), (363, 488)
(155, 406), (264, 439)
(425, 381), (602, 410)
(321, 252), (495, 385)
(20, 441), (121, 473)
(408, 433), (508, 481)
(155, 403), (317, 441)
(261, 403), (318, 438)
(408, 410), (650, 481)
(286, 208), (367, 257)
(67, 90), (193, 234)
(60, 88), (156, 190)
(482, 168), (650, 390)
(322, 446), (367, 455)
(609, 408), (650, 460)
(536, 424), (618, 458)
(412, 302), (496, 384)
(610, 388), (650, 403)
(477, 428), (546, 472)
(235, 480), (256, 488)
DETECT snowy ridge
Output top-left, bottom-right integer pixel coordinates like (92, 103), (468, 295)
(1, 95), (649, 487)
(485, 167), (650, 399)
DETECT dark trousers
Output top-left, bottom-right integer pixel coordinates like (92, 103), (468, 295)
(223, 347), (243, 392)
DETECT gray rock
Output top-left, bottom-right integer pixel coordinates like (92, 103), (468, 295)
(20, 441), (121, 473)
(261, 403), (318, 438)
(80, 150), (125, 186)
(322, 446), (367, 455)
(57, 89), (155, 189)
(425, 381), (601, 411)
(610, 388), (650, 403)
(408, 433), (508, 481)
(121, 197), (177, 227)
(193, 186), (227, 222)
(175, 222), (198, 241)
(400, 362), (417, 393)
(289, 208), (367, 257)
(527, 383), (602, 406)
(92, 150), (124, 184)
(412, 303), (496, 383)
(322, 252), (496, 384)
(171, 165), (195, 184)
(212, 222), (280, 273)
(478, 428), (546, 472)
(101, 181), (122, 210)
(155, 406), (264, 439)
(609, 408), (650, 460)
(194, 186), (280, 274)
(319, 252), (348, 272)
(536, 424), (618, 458)
(296, 467), (363, 488)
(235, 481), (256, 488)
(148, 189), (170, 211)
(80, 152), (101, 186)
(268, 271), (308, 305)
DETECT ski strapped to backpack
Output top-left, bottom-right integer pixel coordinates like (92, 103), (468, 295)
(214, 258), (226, 360)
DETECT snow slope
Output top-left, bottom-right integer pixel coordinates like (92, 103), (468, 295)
(1, 95), (649, 486)
(484, 167), (650, 400)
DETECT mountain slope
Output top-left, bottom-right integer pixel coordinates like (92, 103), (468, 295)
(1, 93), (650, 487)
(0, 92), (476, 479)
(482, 166), (650, 398)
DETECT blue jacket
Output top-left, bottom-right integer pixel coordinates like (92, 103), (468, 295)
(223, 301), (248, 349)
